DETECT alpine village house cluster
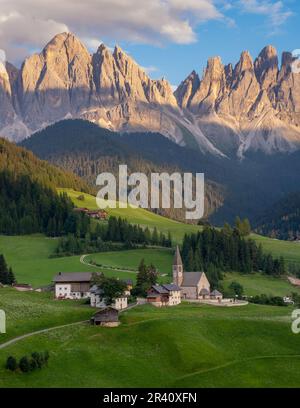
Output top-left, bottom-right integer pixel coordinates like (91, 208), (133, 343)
(53, 247), (223, 320)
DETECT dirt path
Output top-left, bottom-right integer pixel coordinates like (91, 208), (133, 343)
(80, 255), (138, 274)
(0, 303), (140, 351)
(0, 320), (88, 351)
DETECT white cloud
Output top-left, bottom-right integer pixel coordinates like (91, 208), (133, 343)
(239, 0), (293, 32)
(0, 0), (223, 63)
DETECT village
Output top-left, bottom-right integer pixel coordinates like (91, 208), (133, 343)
(32, 246), (248, 327)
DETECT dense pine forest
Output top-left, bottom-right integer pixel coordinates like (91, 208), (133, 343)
(181, 226), (285, 288)
(255, 192), (300, 240)
(0, 172), (90, 236)
(55, 216), (172, 256)
(0, 137), (90, 193)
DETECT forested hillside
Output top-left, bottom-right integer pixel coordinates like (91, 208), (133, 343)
(0, 172), (90, 236)
(255, 192), (300, 240)
(0, 137), (90, 193)
(21, 120), (224, 222)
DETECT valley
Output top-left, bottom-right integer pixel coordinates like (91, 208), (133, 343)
(0, 26), (300, 391)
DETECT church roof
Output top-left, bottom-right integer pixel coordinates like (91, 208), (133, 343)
(173, 246), (183, 265)
(211, 289), (222, 296)
(181, 272), (204, 287)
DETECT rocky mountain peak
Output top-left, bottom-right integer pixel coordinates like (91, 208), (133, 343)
(0, 35), (299, 158)
(175, 70), (200, 109)
(234, 51), (254, 76)
(254, 45), (278, 90)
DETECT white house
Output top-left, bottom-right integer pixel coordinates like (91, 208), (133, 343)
(53, 272), (96, 300)
(90, 285), (128, 310)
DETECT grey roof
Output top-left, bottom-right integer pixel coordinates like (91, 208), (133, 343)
(181, 272), (204, 287)
(92, 307), (119, 322)
(53, 272), (94, 283)
(211, 289), (222, 296)
(200, 288), (210, 295)
(162, 284), (181, 292)
(173, 246), (183, 266)
(151, 285), (169, 294)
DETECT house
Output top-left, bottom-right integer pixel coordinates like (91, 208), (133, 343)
(90, 307), (120, 327)
(172, 246), (223, 300)
(90, 285), (128, 310)
(147, 284), (181, 307)
(53, 272), (98, 300)
(74, 208), (108, 220)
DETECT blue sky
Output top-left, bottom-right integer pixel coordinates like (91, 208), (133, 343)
(0, 1), (299, 87)
(116, 0), (300, 87)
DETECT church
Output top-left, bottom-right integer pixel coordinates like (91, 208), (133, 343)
(172, 246), (213, 300)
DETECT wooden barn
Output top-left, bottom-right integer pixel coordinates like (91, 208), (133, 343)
(90, 307), (120, 327)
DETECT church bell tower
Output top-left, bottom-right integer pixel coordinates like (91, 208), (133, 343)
(173, 246), (183, 286)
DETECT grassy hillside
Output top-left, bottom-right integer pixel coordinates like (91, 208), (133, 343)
(0, 137), (90, 192)
(251, 233), (300, 265)
(0, 303), (299, 388)
(0, 288), (92, 343)
(223, 272), (300, 297)
(60, 188), (300, 265)
(58, 188), (203, 242)
(0, 235), (172, 287)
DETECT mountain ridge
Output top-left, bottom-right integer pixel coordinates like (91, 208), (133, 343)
(0, 32), (299, 158)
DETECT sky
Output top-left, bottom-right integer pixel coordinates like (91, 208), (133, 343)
(0, 0), (299, 88)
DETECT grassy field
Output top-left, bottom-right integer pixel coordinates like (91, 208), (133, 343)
(0, 288), (92, 343)
(251, 233), (300, 265)
(85, 248), (173, 276)
(223, 272), (300, 297)
(0, 235), (173, 287)
(0, 302), (299, 388)
(60, 188), (300, 265)
(58, 188), (202, 243)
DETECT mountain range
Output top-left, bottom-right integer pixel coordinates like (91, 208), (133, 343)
(1, 32), (299, 158)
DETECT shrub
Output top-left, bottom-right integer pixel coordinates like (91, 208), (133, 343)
(5, 356), (18, 372)
(19, 356), (31, 373)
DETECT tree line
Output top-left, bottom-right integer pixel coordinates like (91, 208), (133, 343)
(0, 171), (90, 237)
(181, 225), (286, 280)
(55, 217), (172, 256)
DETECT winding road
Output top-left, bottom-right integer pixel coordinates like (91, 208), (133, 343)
(80, 255), (138, 274)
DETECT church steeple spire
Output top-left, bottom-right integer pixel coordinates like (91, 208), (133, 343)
(173, 246), (183, 286)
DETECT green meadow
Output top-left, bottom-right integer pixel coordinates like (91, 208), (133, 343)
(0, 235), (173, 287)
(0, 302), (299, 388)
(223, 272), (300, 297)
(0, 288), (92, 343)
(57, 188), (203, 243)
(59, 188), (300, 265)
